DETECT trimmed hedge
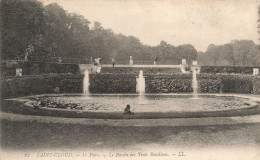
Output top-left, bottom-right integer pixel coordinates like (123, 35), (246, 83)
(219, 75), (253, 93)
(90, 74), (136, 93)
(146, 74), (192, 93)
(39, 63), (80, 75)
(1, 73), (260, 98)
(59, 75), (84, 93)
(1, 62), (80, 77)
(252, 77), (260, 94)
(1, 74), (83, 98)
(200, 66), (260, 74)
(199, 79), (221, 93)
(101, 67), (181, 74)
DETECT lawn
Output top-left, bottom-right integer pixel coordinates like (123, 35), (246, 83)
(1, 119), (260, 150)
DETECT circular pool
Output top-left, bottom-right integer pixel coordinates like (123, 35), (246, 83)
(20, 94), (258, 113)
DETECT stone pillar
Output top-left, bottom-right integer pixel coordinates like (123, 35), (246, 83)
(182, 59), (186, 65)
(97, 67), (102, 73)
(253, 68), (259, 76)
(129, 56), (133, 65)
(16, 68), (22, 77)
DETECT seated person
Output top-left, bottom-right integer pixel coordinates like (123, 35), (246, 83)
(123, 104), (134, 115)
(33, 99), (40, 110)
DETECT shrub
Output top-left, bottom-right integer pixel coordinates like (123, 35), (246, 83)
(145, 74), (192, 93)
(1, 76), (57, 98)
(252, 77), (260, 94)
(1, 62), (80, 77)
(200, 66), (259, 74)
(1, 73), (259, 98)
(1, 74), (82, 98)
(101, 67), (181, 74)
(90, 74), (136, 93)
(198, 79), (221, 93)
(59, 75), (83, 93)
(40, 63), (80, 74)
(219, 75), (254, 93)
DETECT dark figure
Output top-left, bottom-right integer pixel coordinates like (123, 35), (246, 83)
(124, 104), (134, 115)
(154, 56), (158, 65)
(99, 57), (102, 66)
(16, 56), (22, 63)
(112, 59), (115, 67)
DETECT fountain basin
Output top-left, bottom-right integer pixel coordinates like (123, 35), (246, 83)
(18, 94), (258, 113)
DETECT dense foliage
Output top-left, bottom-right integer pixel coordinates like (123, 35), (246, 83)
(1, 62), (80, 77)
(89, 74), (136, 93)
(219, 75), (254, 93)
(1, 0), (197, 64)
(198, 41), (260, 66)
(101, 67), (181, 74)
(1, 0), (45, 58)
(2, 73), (259, 99)
(200, 66), (260, 74)
(252, 77), (260, 94)
(146, 74), (192, 93)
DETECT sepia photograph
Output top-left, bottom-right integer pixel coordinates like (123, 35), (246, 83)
(1, 0), (260, 160)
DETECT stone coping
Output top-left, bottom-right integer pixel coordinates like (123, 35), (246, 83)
(4, 93), (260, 119)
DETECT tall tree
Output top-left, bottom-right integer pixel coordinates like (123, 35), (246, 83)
(42, 3), (71, 57)
(232, 40), (254, 65)
(247, 45), (260, 66)
(1, 0), (45, 58)
(205, 44), (219, 65)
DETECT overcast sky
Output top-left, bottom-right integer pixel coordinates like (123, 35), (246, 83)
(42, 0), (259, 51)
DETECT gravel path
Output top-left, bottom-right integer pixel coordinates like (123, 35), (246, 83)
(1, 112), (260, 127)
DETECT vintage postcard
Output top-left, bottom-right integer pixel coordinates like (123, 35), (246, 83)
(1, 0), (260, 160)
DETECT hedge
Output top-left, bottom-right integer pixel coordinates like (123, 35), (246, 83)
(146, 74), (223, 93)
(1, 73), (260, 98)
(145, 74), (192, 93)
(252, 77), (260, 94)
(200, 66), (260, 74)
(89, 74), (136, 93)
(101, 67), (181, 74)
(1, 62), (80, 77)
(1, 74), (83, 98)
(219, 75), (253, 93)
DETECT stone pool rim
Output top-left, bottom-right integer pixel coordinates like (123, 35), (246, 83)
(5, 93), (259, 119)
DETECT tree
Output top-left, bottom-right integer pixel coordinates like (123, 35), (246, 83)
(176, 44), (198, 60)
(247, 45), (260, 66)
(221, 43), (235, 65)
(1, 0), (45, 58)
(205, 44), (219, 65)
(2, 0), (200, 65)
(232, 40), (254, 65)
(42, 3), (71, 57)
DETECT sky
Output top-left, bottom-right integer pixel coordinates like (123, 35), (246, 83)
(41, 0), (259, 51)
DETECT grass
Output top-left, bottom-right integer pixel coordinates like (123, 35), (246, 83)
(1, 97), (260, 151)
(1, 119), (260, 150)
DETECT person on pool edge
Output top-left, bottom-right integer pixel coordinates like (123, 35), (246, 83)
(124, 104), (134, 115)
